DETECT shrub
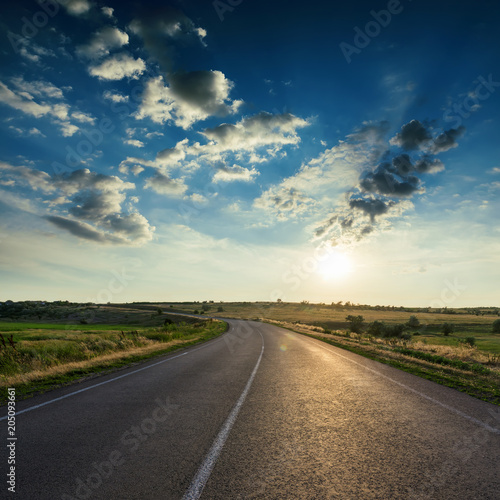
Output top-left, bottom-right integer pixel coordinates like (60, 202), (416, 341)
(441, 323), (455, 336)
(367, 321), (385, 337)
(193, 310), (199, 314)
(346, 315), (364, 333)
(217, 306), (224, 312)
(157, 308), (163, 315)
(383, 323), (406, 338)
(492, 319), (500, 333)
(406, 315), (420, 328)
(465, 337), (476, 347)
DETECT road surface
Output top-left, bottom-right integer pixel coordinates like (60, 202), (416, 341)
(1, 319), (499, 499)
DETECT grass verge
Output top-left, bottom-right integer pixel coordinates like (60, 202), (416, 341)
(266, 320), (500, 406)
(0, 319), (227, 404)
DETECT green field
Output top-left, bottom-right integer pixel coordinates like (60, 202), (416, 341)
(0, 305), (226, 403)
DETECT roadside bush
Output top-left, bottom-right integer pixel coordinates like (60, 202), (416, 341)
(346, 315), (364, 333)
(367, 321), (407, 339)
(217, 306), (224, 312)
(367, 321), (385, 337)
(441, 323), (455, 336)
(492, 319), (500, 333)
(406, 315), (420, 328)
(383, 323), (406, 338)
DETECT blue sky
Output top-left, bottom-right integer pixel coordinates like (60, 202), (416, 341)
(0, 0), (499, 306)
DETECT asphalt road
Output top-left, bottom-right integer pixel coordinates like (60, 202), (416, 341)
(1, 319), (499, 499)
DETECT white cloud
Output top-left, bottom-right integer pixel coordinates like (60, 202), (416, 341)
(59, 121), (80, 137)
(213, 164), (259, 183)
(28, 127), (45, 137)
(10, 77), (64, 99)
(103, 90), (129, 103)
(101, 6), (114, 18)
(125, 139), (145, 148)
(59, 0), (92, 16)
(89, 53), (146, 81)
(201, 112), (309, 153)
(0, 79), (89, 137)
(0, 81), (52, 118)
(71, 111), (95, 124)
(77, 27), (129, 59)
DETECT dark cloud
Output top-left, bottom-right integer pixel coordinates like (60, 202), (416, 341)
(313, 117), (464, 247)
(392, 154), (414, 176)
(102, 213), (155, 242)
(2, 164), (154, 245)
(144, 171), (187, 196)
(314, 215), (337, 238)
(390, 120), (432, 151)
(348, 197), (396, 222)
(415, 156), (445, 174)
(360, 163), (421, 197)
(69, 190), (124, 221)
(129, 7), (204, 73)
(432, 126), (466, 153)
(44, 215), (121, 243)
(360, 226), (374, 236)
(168, 71), (235, 116)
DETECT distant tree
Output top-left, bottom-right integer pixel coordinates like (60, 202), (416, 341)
(346, 315), (364, 333)
(217, 306), (224, 312)
(407, 315), (420, 328)
(277, 298), (282, 303)
(156, 308), (163, 315)
(492, 319), (500, 333)
(441, 323), (455, 336)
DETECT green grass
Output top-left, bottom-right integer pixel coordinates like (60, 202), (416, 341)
(0, 319), (227, 404)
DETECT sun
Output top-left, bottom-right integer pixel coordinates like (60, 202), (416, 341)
(317, 250), (353, 281)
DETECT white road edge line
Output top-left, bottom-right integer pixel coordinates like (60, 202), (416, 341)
(0, 328), (231, 422)
(182, 329), (265, 500)
(303, 334), (500, 435)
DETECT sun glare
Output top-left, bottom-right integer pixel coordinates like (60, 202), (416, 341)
(317, 251), (353, 281)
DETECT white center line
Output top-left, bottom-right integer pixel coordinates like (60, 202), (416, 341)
(183, 329), (265, 500)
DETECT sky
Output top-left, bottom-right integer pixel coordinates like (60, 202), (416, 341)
(0, 0), (499, 307)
